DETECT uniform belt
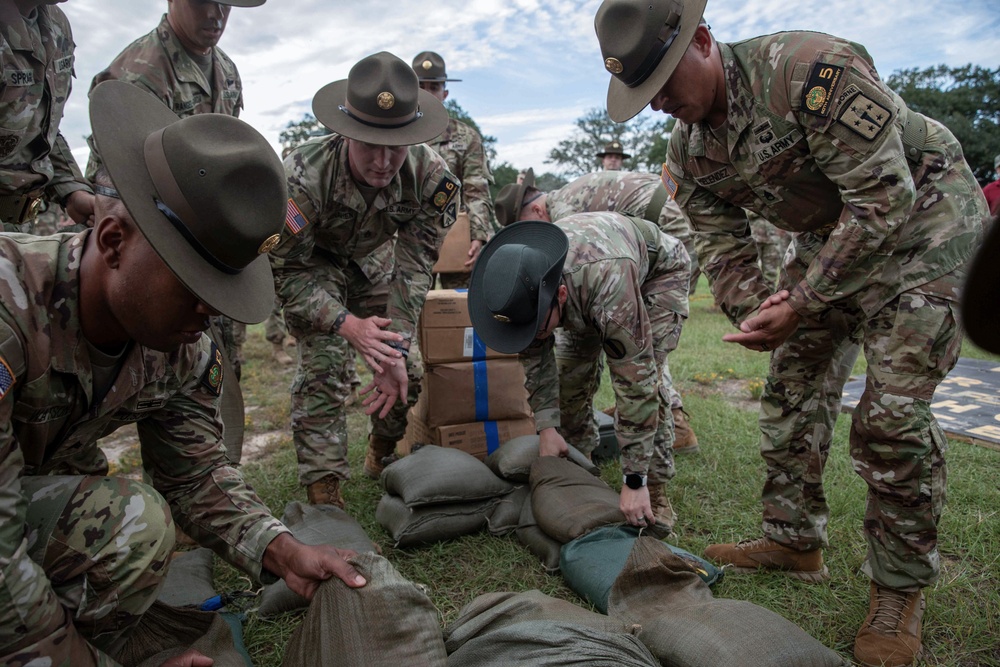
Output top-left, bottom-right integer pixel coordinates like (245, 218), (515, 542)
(0, 193), (44, 225)
(642, 183), (669, 223)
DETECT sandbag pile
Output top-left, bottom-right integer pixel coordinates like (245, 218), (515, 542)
(376, 445), (515, 547)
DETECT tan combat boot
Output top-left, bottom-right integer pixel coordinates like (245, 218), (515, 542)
(363, 435), (397, 480)
(703, 536), (829, 582)
(671, 407), (699, 454)
(306, 474), (344, 508)
(854, 582), (924, 667)
(271, 342), (294, 365)
(646, 482), (677, 533)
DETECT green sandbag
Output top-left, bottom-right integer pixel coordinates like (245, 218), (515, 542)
(376, 492), (499, 548)
(514, 494), (562, 573)
(484, 435), (598, 482)
(157, 548), (216, 608)
(486, 485), (528, 536)
(382, 445), (513, 507)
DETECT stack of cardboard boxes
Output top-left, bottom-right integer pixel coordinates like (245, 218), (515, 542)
(401, 289), (536, 460)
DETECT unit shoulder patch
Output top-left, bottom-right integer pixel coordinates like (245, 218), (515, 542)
(801, 62), (844, 117)
(201, 344), (225, 396)
(836, 91), (893, 141)
(430, 175), (460, 214)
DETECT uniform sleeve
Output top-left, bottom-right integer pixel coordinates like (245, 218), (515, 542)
(269, 149), (351, 334)
(137, 344), (288, 583)
(519, 338), (561, 432)
(44, 132), (92, 204)
(386, 156), (460, 340)
(456, 126), (495, 241)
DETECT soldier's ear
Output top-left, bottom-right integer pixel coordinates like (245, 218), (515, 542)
(92, 215), (126, 269)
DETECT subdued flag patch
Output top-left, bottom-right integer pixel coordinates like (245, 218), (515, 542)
(285, 198), (308, 235)
(661, 163), (678, 199)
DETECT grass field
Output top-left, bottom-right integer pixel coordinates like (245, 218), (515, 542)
(213, 282), (1000, 666)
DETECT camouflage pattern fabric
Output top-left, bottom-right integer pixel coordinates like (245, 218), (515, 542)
(11, 199), (86, 236)
(0, 233), (290, 665)
(664, 32), (989, 589)
(271, 135), (456, 484)
(84, 14), (243, 178)
(747, 211), (792, 288)
(520, 212), (689, 481)
(264, 296), (289, 345)
(0, 5), (91, 221)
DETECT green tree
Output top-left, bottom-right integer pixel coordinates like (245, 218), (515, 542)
(887, 64), (1000, 183)
(490, 161), (519, 200)
(546, 107), (672, 177)
(278, 113), (329, 153)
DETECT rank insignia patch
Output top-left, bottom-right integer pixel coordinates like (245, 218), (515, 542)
(201, 344), (224, 396)
(837, 92), (892, 140)
(430, 176), (460, 213)
(285, 198), (309, 235)
(801, 62), (844, 117)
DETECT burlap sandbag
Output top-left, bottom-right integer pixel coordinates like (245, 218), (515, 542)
(446, 619), (660, 666)
(528, 456), (627, 544)
(376, 492), (499, 548)
(258, 502), (378, 617)
(443, 589), (636, 654)
(514, 493), (562, 573)
(608, 537), (848, 667)
(484, 435), (598, 482)
(486, 485), (528, 536)
(282, 552), (448, 667)
(382, 445), (514, 507)
(114, 601), (251, 667)
(157, 548), (216, 608)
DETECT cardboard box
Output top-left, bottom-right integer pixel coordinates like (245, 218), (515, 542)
(414, 359), (532, 428)
(419, 325), (514, 365)
(432, 211), (471, 274)
(421, 289), (473, 329)
(400, 410), (537, 460)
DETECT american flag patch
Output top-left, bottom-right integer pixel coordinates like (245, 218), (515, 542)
(0, 357), (15, 401)
(285, 198), (308, 235)
(661, 163), (678, 199)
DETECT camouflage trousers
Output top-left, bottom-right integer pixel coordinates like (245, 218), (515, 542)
(749, 213), (792, 289)
(264, 295), (289, 345)
(760, 236), (963, 590)
(285, 263), (423, 486)
(1, 476), (174, 665)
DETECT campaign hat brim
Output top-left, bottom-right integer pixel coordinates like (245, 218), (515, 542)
(313, 80), (450, 147)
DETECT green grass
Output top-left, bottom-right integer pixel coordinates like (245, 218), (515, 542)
(213, 280), (999, 667)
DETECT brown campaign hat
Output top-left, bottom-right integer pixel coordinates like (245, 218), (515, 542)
(313, 51), (450, 147)
(89, 80), (286, 324)
(494, 168), (535, 227)
(216, 0), (267, 6)
(961, 219), (1000, 354)
(596, 140), (632, 159)
(412, 51), (462, 82)
(595, 0), (708, 122)
(468, 220), (569, 354)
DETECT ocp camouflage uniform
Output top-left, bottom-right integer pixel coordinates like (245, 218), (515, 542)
(428, 117), (495, 288)
(521, 211), (689, 482)
(747, 211), (792, 288)
(665, 32), (989, 590)
(0, 233), (289, 666)
(271, 135), (458, 486)
(544, 171), (695, 425)
(85, 13), (247, 373)
(0, 4), (92, 232)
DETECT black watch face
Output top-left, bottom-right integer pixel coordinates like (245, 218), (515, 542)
(625, 474), (643, 490)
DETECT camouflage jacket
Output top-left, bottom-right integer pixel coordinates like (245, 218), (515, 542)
(521, 211), (689, 476)
(0, 4), (90, 203)
(271, 134), (459, 341)
(426, 117), (495, 241)
(665, 33), (987, 325)
(546, 170), (693, 253)
(0, 234), (289, 664)
(85, 14), (243, 177)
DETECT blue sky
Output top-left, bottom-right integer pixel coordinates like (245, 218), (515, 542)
(59, 0), (1000, 175)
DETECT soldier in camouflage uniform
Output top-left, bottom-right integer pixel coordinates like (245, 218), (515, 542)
(469, 215), (690, 530)
(595, 140), (630, 171)
(495, 168), (701, 453)
(0, 80), (365, 667)
(594, 1), (989, 664)
(0, 0), (94, 233)
(412, 51), (496, 289)
(85, 0), (267, 378)
(270, 52), (458, 507)
(747, 211), (792, 288)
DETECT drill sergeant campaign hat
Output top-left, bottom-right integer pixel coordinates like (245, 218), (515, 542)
(468, 220), (568, 354)
(313, 51), (450, 146)
(89, 80), (286, 324)
(596, 140), (632, 159)
(214, 0), (267, 6)
(411, 51), (462, 82)
(494, 167), (537, 228)
(595, 0), (708, 122)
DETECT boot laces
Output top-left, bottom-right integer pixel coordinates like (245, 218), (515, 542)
(870, 586), (908, 635)
(736, 536), (775, 551)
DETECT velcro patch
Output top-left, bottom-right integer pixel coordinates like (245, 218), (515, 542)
(837, 92), (892, 141)
(285, 198), (309, 235)
(0, 356), (16, 401)
(54, 55), (73, 74)
(661, 164), (678, 199)
(201, 344), (225, 396)
(7, 70), (34, 86)
(430, 175), (460, 213)
(801, 62), (844, 117)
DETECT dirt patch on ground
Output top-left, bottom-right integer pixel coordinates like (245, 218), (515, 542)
(686, 378), (762, 412)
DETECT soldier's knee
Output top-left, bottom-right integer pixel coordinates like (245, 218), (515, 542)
(118, 479), (175, 565)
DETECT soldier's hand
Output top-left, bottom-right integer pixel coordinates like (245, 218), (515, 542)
(64, 190), (96, 227)
(263, 533), (366, 600)
(620, 486), (654, 527)
(463, 239), (485, 268)
(361, 360), (408, 419)
(722, 299), (800, 352)
(756, 289), (791, 311)
(160, 648), (214, 666)
(338, 313), (404, 373)
(538, 427), (569, 458)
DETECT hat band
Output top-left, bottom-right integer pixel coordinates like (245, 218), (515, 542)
(339, 100), (422, 130)
(620, 19), (682, 88)
(143, 128), (242, 276)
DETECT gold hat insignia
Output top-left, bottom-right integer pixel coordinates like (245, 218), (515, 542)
(377, 92), (395, 110)
(605, 57), (624, 74)
(422, 60), (433, 70)
(493, 314), (511, 323)
(258, 234), (281, 255)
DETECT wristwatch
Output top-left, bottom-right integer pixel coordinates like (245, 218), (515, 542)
(623, 473), (647, 490)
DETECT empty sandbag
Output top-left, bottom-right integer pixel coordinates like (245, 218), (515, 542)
(528, 456), (626, 544)
(376, 493), (500, 548)
(114, 601), (251, 667)
(282, 552), (448, 667)
(484, 435), (598, 482)
(382, 445), (513, 507)
(514, 493), (562, 573)
(608, 537), (848, 667)
(158, 548), (216, 608)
